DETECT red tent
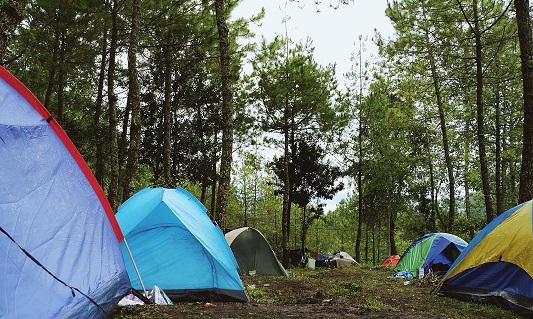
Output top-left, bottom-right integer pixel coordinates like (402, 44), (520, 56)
(381, 255), (400, 267)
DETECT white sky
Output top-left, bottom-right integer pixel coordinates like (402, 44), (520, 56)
(231, 0), (396, 212)
(232, 0), (396, 89)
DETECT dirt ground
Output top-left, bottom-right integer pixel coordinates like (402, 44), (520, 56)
(109, 266), (523, 319)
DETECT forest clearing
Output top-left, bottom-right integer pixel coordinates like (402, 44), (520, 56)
(4, 1), (533, 318)
(109, 266), (521, 319)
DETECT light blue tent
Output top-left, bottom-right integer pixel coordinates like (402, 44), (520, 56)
(116, 186), (247, 302)
(0, 66), (130, 319)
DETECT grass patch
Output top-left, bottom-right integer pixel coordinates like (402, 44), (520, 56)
(110, 266), (524, 319)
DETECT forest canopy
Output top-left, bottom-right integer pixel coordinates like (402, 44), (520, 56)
(1, 0), (531, 266)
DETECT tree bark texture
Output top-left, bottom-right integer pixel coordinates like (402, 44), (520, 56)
(473, 1), (494, 223)
(355, 119), (363, 262)
(495, 89), (503, 214)
(215, 0), (234, 231)
(122, 0), (141, 201)
(106, 0), (120, 211)
(163, 38), (172, 186)
(515, 0), (533, 204)
(56, 31), (65, 122)
(281, 107), (290, 267)
(426, 30), (456, 232)
(94, 24), (108, 185)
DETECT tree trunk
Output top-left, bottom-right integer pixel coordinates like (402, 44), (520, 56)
(214, 0), (234, 231)
(300, 207), (306, 254)
(371, 226), (375, 264)
(495, 89), (503, 214)
(106, 0), (120, 211)
(243, 179), (248, 227)
(389, 213), (397, 255)
(56, 30), (65, 123)
(44, 26), (59, 110)
(281, 18), (292, 268)
(94, 23), (108, 185)
(253, 155), (259, 226)
(355, 41), (364, 263)
(355, 108), (363, 262)
(281, 119), (290, 267)
(425, 130), (437, 232)
(118, 95), (131, 175)
(364, 223), (369, 263)
(210, 130), (218, 219)
(121, 0), (141, 201)
(464, 147), (474, 238)
(473, 1), (494, 222)
(0, 0), (27, 63)
(163, 38), (172, 186)
(515, 0), (533, 204)
(200, 178), (208, 204)
(426, 29), (455, 232)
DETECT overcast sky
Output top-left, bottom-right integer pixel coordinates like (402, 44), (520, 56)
(232, 0), (396, 89)
(231, 1), (396, 212)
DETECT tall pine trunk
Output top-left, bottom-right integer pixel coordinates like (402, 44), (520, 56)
(163, 37), (172, 186)
(44, 26), (59, 110)
(355, 118), (363, 262)
(94, 24), (108, 185)
(122, 0), (141, 201)
(473, 1), (494, 222)
(107, 0), (120, 211)
(281, 110), (290, 267)
(495, 89), (503, 214)
(355, 46), (364, 262)
(119, 101), (131, 175)
(56, 31), (66, 123)
(515, 0), (533, 204)
(214, 0), (234, 231)
(427, 33), (456, 232)
(210, 130), (218, 218)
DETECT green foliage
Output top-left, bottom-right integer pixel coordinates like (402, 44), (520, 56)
(270, 138), (345, 208)
(246, 37), (347, 141)
(4, 0), (529, 268)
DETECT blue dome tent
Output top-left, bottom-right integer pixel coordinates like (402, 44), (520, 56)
(0, 66), (130, 318)
(116, 186), (247, 302)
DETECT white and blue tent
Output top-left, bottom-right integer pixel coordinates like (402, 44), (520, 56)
(0, 66), (130, 318)
(116, 186), (248, 302)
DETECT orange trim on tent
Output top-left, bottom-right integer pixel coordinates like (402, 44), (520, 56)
(0, 66), (124, 242)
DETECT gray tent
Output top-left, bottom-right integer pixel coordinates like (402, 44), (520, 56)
(225, 227), (288, 276)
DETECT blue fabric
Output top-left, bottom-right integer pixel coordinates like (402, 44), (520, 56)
(317, 253), (327, 261)
(444, 262), (533, 298)
(394, 270), (414, 279)
(446, 203), (525, 271)
(117, 187), (246, 300)
(0, 74), (130, 318)
(423, 233), (467, 272)
(396, 233), (467, 275)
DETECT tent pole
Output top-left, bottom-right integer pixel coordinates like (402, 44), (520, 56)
(123, 237), (148, 297)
